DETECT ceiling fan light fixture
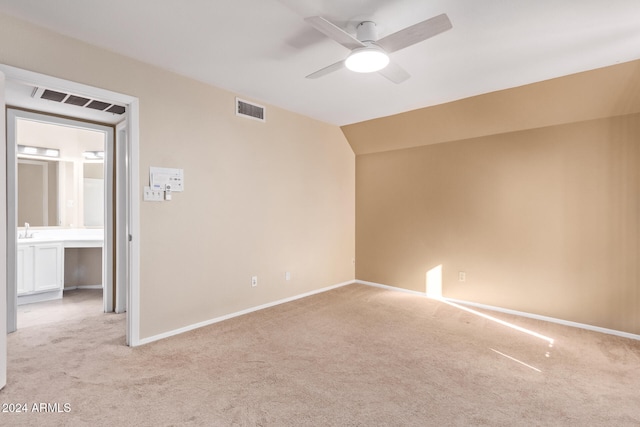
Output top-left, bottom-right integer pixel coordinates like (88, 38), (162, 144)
(345, 46), (390, 73)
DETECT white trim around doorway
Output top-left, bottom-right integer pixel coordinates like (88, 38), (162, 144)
(0, 64), (141, 347)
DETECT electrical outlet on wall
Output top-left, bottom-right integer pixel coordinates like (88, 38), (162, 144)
(251, 276), (258, 287)
(459, 271), (466, 282)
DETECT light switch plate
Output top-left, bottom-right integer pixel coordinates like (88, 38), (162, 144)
(143, 186), (164, 202)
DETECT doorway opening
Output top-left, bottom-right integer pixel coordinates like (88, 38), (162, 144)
(1, 64), (140, 349)
(8, 109), (113, 327)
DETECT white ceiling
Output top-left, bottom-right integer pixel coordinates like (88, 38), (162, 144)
(1, 0), (639, 126)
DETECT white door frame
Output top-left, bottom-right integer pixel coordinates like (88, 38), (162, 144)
(7, 108), (115, 315)
(1, 71), (7, 390)
(1, 65), (141, 352)
(115, 121), (128, 314)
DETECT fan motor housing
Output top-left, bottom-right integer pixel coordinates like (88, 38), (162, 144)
(356, 21), (378, 43)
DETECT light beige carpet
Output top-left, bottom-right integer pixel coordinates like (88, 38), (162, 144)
(1, 284), (639, 426)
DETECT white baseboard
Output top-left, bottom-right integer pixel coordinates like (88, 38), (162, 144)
(443, 297), (640, 341)
(18, 289), (63, 306)
(138, 280), (356, 346)
(355, 280), (640, 341)
(137, 279), (640, 345)
(354, 279), (427, 297)
(64, 285), (103, 291)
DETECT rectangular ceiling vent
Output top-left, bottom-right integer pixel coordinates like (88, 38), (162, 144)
(32, 87), (126, 115)
(236, 97), (265, 122)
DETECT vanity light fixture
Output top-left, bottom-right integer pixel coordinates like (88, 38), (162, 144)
(83, 151), (105, 160)
(17, 145), (60, 158)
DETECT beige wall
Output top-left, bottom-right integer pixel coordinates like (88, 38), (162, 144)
(47, 161), (58, 225)
(83, 163), (103, 180)
(0, 13), (355, 339)
(351, 60), (640, 336)
(17, 159), (57, 226)
(17, 161), (46, 226)
(64, 248), (102, 288)
(343, 60), (640, 155)
(356, 113), (640, 335)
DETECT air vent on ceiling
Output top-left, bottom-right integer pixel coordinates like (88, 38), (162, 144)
(85, 100), (111, 111)
(236, 97), (265, 122)
(32, 87), (126, 115)
(65, 94), (91, 107)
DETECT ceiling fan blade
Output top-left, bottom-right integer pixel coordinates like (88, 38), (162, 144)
(377, 60), (411, 84)
(306, 60), (345, 79)
(304, 16), (365, 50)
(376, 13), (452, 54)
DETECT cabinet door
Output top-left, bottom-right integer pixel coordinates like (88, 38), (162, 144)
(33, 243), (62, 292)
(16, 245), (34, 295)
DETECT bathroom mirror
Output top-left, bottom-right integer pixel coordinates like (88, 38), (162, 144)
(82, 162), (104, 227)
(17, 158), (62, 226)
(16, 157), (91, 227)
(15, 116), (106, 229)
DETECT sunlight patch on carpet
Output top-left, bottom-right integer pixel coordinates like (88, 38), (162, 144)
(441, 299), (555, 347)
(490, 348), (542, 372)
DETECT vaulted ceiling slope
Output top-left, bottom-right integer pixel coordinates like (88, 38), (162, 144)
(343, 59), (640, 155)
(0, 1), (639, 127)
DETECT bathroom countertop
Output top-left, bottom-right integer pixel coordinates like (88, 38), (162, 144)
(17, 229), (104, 248)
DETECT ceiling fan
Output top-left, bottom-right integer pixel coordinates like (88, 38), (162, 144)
(304, 13), (452, 84)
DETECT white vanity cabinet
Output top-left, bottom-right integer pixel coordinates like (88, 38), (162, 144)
(17, 241), (63, 301)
